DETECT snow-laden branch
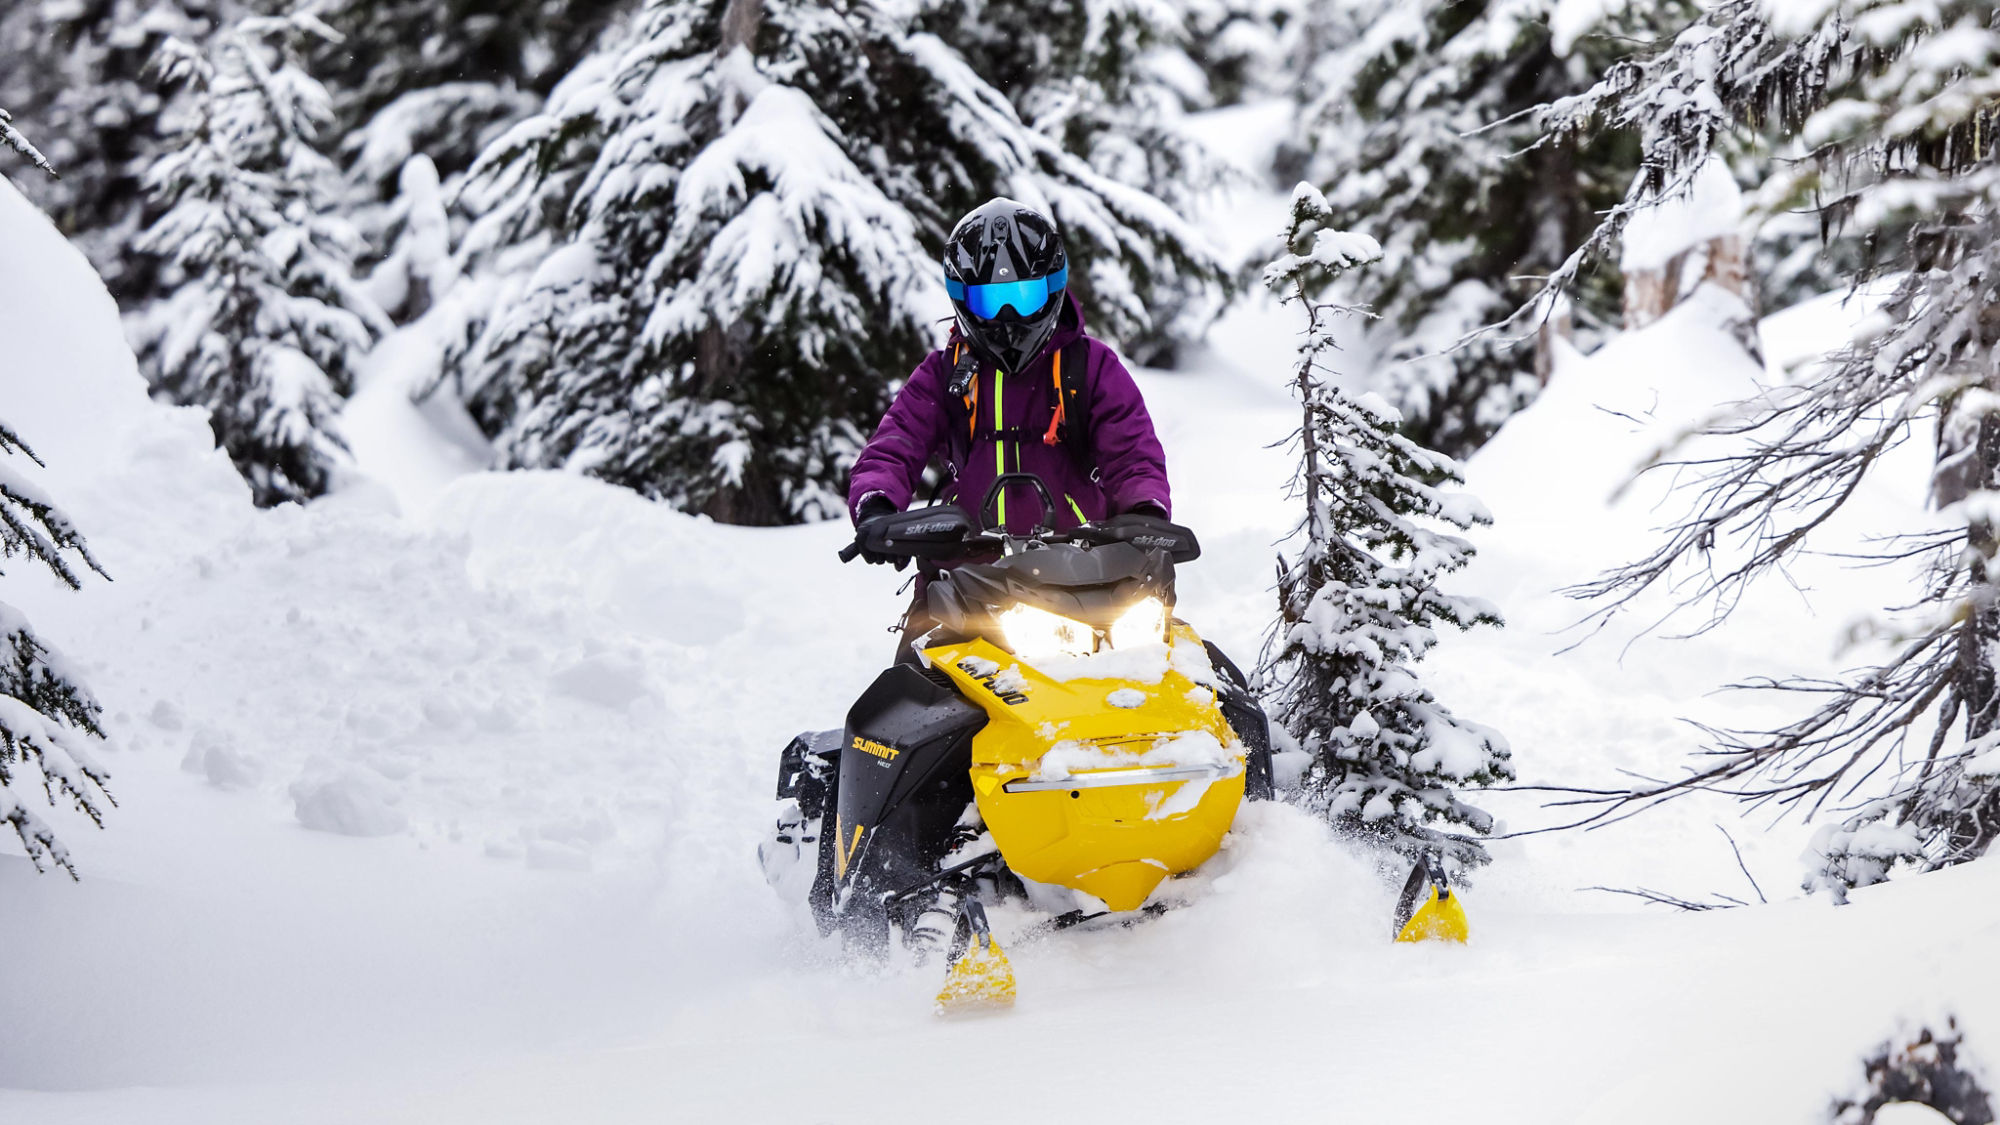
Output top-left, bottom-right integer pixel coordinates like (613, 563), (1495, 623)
(0, 426), (111, 877)
(0, 108), (57, 178)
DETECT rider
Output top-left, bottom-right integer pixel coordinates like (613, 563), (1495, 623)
(847, 199), (1174, 657)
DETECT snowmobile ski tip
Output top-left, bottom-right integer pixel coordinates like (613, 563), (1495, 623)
(935, 900), (1016, 1015)
(1393, 851), (1469, 944)
(1395, 885), (1469, 944)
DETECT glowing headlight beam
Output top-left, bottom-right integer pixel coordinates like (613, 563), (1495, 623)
(1108, 596), (1168, 649)
(998, 603), (1096, 660)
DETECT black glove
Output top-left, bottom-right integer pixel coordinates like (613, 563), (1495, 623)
(1095, 506), (1199, 562)
(1103, 503), (1171, 533)
(853, 495), (900, 566)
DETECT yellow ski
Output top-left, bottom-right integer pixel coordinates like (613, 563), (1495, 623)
(935, 900), (1017, 1015)
(1393, 850), (1470, 944)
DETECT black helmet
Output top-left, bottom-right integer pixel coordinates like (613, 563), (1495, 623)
(943, 199), (1069, 376)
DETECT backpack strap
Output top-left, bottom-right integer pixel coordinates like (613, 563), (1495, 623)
(1046, 339), (1092, 480)
(1041, 338), (1090, 456)
(941, 337), (1093, 470)
(944, 339), (981, 444)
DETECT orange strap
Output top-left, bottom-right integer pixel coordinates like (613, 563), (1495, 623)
(954, 342), (978, 441)
(1042, 349), (1065, 446)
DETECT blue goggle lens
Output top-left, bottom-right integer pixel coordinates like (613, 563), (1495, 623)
(945, 266), (1068, 320)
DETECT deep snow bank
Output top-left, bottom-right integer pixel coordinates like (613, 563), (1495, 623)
(1425, 282), (1940, 907)
(0, 179), (901, 1088)
(2, 164), (1061, 1097)
(0, 181), (249, 611)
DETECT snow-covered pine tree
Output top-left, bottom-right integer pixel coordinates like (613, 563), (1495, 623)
(1298, 0), (1685, 457)
(314, 0), (628, 140)
(131, 12), (388, 507)
(0, 424), (111, 878)
(0, 0), (243, 299)
(1259, 183), (1513, 870)
(0, 0), (621, 310)
(446, 0), (937, 525)
(914, 0), (1233, 364)
(317, 0), (632, 208)
(447, 0), (1223, 525)
(1547, 1), (2000, 897)
(1177, 0), (1306, 109)
(360, 154), (459, 323)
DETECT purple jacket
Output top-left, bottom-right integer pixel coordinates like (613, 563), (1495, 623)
(848, 294), (1170, 533)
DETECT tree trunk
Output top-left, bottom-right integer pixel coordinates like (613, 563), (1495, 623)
(1702, 234), (1754, 314)
(1622, 248), (1687, 330)
(1624, 236), (1755, 332)
(1534, 293), (1573, 386)
(1948, 410), (2000, 862)
(703, 0), (770, 524)
(689, 321), (786, 526)
(715, 0), (764, 131)
(720, 0), (763, 54)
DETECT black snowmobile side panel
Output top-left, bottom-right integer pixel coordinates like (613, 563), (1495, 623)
(776, 729), (842, 822)
(821, 665), (986, 941)
(1205, 641), (1275, 802)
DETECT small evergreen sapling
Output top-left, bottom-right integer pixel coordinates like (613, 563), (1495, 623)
(131, 12), (389, 507)
(0, 424), (111, 878)
(1259, 184), (1513, 870)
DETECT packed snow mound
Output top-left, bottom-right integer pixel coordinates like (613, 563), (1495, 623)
(0, 180), (249, 605)
(1461, 283), (1932, 610)
(339, 321), (493, 519)
(1, 174), (898, 1090)
(290, 766), (410, 837)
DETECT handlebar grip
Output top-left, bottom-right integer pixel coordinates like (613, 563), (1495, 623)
(838, 541), (863, 563)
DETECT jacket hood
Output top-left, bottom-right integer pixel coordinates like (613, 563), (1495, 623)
(1046, 291), (1087, 355)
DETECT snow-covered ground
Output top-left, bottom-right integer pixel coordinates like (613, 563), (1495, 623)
(2, 138), (1990, 1122)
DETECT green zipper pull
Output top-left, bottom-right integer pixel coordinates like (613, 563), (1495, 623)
(994, 368), (1007, 527)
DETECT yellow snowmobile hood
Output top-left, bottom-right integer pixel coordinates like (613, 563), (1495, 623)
(925, 628), (1247, 911)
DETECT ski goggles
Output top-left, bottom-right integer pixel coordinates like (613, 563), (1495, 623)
(945, 266), (1069, 320)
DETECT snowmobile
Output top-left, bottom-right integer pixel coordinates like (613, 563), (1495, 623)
(759, 473), (1466, 1014)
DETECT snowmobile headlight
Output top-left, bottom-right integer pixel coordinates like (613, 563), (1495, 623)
(999, 603), (1096, 660)
(1108, 597), (1168, 649)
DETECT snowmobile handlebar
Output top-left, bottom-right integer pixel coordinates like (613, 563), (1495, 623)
(840, 471), (1199, 565)
(978, 472), (1060, 533)
(841, 487), (1201, 566)
(843, 505), (985, 565)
